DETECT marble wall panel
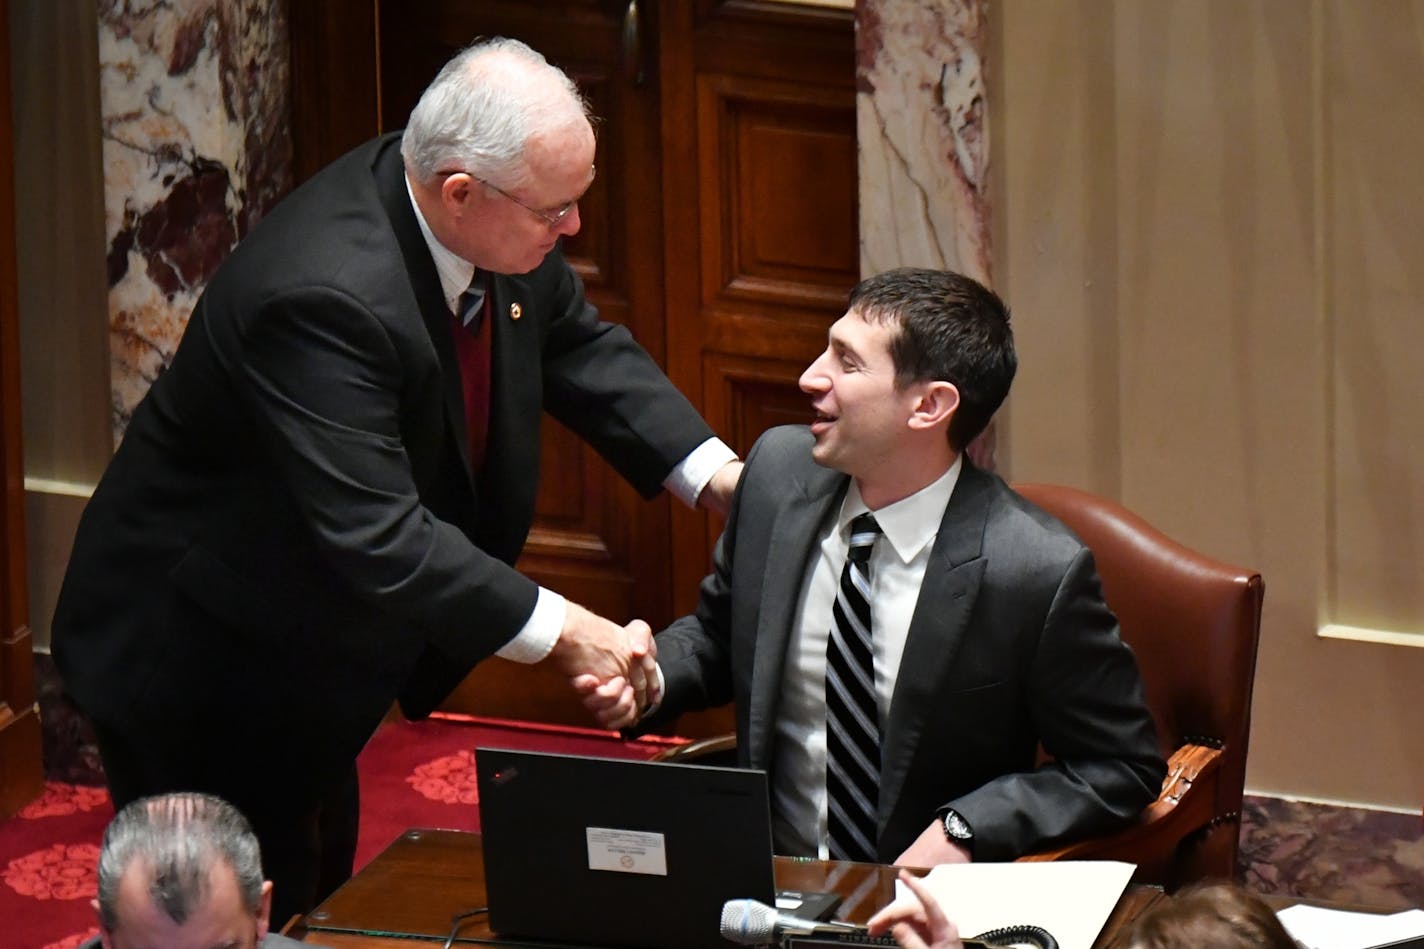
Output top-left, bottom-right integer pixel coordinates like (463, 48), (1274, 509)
(856, 0), (995, 465)
(856, 0), (991, 284)
(98, 0), (291, 439)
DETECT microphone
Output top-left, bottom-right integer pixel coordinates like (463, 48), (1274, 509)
(719, 898), (863, 945)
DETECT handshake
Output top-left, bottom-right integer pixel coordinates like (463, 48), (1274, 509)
(548, 601), (661, 731)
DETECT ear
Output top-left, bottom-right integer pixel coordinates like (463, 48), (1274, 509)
(255, 880), (274, 938)
(907, 380), (959, 433)
(92, 898), (115, 948)
(440, 171), (476, 214)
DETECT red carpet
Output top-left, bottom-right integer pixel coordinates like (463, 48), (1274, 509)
(0, 715), (684, 949)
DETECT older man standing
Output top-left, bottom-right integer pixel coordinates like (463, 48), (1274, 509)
(53, 38), (739, 924)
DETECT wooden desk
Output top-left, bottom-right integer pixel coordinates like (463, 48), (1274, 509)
(292, 829), (1164, 948)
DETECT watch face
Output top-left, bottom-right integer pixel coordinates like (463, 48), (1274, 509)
(944, 811), (972, 840)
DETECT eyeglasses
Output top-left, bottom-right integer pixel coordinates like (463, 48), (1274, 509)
(473, 165), (596, 228)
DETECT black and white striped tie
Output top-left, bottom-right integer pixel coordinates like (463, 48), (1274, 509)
(826, 512), (882, 862)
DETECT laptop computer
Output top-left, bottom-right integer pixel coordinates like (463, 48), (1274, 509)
(477, 747), (779, 949)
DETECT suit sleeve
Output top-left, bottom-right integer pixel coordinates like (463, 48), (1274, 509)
(638, 519), (739, 728)
(949, 549), (1167, 861)
(538, 261), (716, 498)
(628, 430), (775, 732)
(228, 285), (536, 653)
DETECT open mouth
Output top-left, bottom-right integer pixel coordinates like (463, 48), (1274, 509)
(810, 410), (836, 435)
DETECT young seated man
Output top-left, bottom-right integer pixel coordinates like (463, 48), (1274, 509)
(582, 268), (1166, 867)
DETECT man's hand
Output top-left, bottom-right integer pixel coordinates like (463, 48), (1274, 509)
(561, 618), (660, 726)
(894, 818), (973, 869)
(548, 602), (650, 696)
(867, 869), (964, 949)
(696, 460), (744, 517)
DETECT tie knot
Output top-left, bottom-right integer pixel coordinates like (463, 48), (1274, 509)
(847, 513), (881, 563)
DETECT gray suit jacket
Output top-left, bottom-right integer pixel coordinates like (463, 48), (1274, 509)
(640, 426), (1165, 862)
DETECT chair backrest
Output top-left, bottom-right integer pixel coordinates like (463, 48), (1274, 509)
(1012, 482), (1265, 877)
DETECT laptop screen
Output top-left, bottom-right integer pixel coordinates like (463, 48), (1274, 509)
(477, 747), (777, 949)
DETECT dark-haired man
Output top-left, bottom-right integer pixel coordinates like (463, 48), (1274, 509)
(583, 268), (1165, 866)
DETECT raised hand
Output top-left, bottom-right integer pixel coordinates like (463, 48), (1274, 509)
(867, 870), (963, 949)
(548, 601), (642, 682)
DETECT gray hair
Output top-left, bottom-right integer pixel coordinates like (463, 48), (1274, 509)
(401, 37), (592, 187)
(96, 792), (265, 931)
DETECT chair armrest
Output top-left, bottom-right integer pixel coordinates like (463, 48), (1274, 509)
(1016, 743), (1223, 877)
(653, 732), (738, 763)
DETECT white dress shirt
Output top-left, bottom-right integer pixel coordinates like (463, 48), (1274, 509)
(771, 457), (962, 857)
(405, 179), (736, 662)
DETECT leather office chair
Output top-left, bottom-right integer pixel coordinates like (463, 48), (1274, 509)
(1008, 483), (1264, 888)
(658, 483), (1264, 889)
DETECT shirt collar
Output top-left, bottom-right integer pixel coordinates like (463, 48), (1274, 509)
(838, 455), (964, 564)
(404, 172), (477, 313)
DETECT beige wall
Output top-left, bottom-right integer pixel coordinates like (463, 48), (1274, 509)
(9, 0), (111, 650)
(997, 0), (1424, 809)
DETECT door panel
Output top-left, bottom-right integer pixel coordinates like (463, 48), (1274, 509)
(699, 74), (859, 312)
(664, 0), (856, 618)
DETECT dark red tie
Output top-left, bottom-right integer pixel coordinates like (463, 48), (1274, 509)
(449, 286), (492, 473)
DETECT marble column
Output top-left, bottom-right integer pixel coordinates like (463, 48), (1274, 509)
(98, 0), (292, 440)
(856, 0), (995, 464)
(856, 0), (991, 283)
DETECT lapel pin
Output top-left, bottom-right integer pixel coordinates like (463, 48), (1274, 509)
(509, 302), (523, 320)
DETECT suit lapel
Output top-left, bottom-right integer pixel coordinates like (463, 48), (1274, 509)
(371, 137), (479, 491)
(878, 462), (994, 830)
(745, 465), (847, 769)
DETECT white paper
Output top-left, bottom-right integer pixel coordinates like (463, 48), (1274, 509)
(1276, 903), (1424, 949)
(585, 827), (668, 876)
(898, 861), (1136, 949)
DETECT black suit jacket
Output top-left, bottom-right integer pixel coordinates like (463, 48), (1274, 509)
(52, 133), (713, 802)
(640, 426), (1165, 862)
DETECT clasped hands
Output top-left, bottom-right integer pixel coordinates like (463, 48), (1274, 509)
(549, 601), (660, 731)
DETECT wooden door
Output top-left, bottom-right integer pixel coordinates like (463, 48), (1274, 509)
(0, 0), (45, 816)
(660, 0), (857, 617)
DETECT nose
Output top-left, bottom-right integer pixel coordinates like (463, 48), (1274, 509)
(556, 204), (582, 237)
(799, 351), (831, 394)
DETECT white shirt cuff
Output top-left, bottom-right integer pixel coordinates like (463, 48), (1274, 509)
(663, 438), (738, 508)
(495, 586), (565, 664)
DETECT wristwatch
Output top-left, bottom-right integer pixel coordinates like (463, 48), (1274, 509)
(941, 808), (974, 847)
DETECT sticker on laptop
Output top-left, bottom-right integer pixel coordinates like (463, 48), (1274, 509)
(586, 827), (668, 876)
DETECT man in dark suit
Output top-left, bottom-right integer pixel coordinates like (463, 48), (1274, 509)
(52, 38), (739, 923)
(583, 268), (1164, 866)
